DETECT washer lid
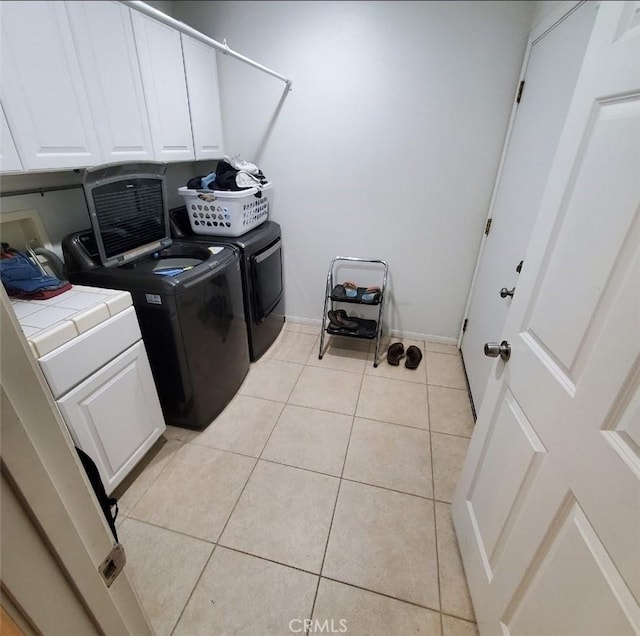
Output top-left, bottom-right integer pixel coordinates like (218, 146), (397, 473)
(84, 162), (172, 268)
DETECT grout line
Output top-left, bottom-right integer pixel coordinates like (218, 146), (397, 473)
(169, 544), (218, 636)
(187, 440), (263, 460)
(214, 544), (321, 578)
(349, 414), (431, 434)
(123, 439), (185, 518)
(122, 515), (216, 545)
(256, 456), (341, 480)
(340, 476), (434, 502)
(307, 364), (365, 627)
(428, 381), (469, 390)
(440, 611), (478, 626)
(430, 429), (473, 441)
(319, 575), (442, 615)
(166, 451), (261, 634)
(281, 357), (307, 403)
(426, 363), (444, 632)
(169, 394), (292, 635)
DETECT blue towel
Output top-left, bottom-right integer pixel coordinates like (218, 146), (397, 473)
(0, 245), (66, 293)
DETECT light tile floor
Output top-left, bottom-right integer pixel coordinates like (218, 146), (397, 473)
(115, 323), (478, 636)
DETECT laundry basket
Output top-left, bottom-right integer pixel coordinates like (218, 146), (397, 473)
(177, 183), (271, 237)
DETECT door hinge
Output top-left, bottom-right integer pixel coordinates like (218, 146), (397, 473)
(484, 218), (493, 235)
(516, 80), (525, 104)
(462, 318), (468, 333)
(99, 543), (126, 588)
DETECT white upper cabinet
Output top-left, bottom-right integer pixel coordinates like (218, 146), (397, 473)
(131, 10), (195, 162)
(0, 1), (102, 170)
(65, 1), (154, 164)
(0, 104), (23, 173)
(182, 35), (225, 160)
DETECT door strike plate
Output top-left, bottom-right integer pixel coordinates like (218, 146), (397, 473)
(99, 543), (126, 587)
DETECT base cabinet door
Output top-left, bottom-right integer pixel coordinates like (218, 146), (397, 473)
(131, 9), (195, 162)
(57, 341), (166, 495)
(182, 34), (225, 160)
(0, 1), (102, 170)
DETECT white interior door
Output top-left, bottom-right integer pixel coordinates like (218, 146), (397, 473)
(461, 2), (597, 413)
(452, 2), (640, 634)
(1, 289), (153, 635)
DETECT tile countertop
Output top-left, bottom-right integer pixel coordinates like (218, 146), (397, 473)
(11, 285), (132, 358)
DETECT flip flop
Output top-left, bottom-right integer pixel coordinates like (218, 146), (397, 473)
(387, 342), (405, 365)
(343, 281), (358, 298)
(405, 345), (423, 369)
(362, 285), (381, 302)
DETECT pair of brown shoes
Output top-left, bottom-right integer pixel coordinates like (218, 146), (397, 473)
(387, 343), (422, 369)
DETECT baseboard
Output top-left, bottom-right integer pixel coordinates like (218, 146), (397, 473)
(285, 315), (322, 327)
(285, 315), (458, 347)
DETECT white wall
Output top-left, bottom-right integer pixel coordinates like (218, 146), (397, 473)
(173, 1), (535, 341)
(531, 1), (567, 30)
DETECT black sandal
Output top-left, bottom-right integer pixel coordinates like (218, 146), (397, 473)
(387, 342), (405, 365)
(405, 345), (423, 369)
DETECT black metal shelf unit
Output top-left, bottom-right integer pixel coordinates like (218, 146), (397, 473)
(319, 256), (389, 367)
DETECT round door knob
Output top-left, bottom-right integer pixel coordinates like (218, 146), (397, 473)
(484, 340), (511, 361)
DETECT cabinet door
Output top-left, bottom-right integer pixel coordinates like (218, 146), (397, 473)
(65, 1), (154, 163)
(0, 1), (102, 170)
(0, 103), (23, 173)
(131, 10), (195, 162)
(57, 341), (166, 495)
(182, 35), (225, 160)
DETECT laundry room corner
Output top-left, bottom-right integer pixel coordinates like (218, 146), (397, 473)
(172, 0), (536, 342)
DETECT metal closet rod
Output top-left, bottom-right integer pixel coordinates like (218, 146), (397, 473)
(123, 0), (293, 90)
(0, 184), (83, 198)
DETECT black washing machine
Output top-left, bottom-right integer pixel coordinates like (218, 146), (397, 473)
(170, 208), (285, 361)
(63, 163), (250, 430)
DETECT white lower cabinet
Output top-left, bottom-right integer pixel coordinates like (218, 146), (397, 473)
(56, 340), (165, 495)
(36, 306), (165, 495)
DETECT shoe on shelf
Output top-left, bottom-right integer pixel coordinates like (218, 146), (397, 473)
(331, 283), (357, 300)
(387, 342), (405, 365)
(328, 309), (358, 330)
(405, 345), (423, 369)
(361, 285), (381, 302)
(342, 281), (358, 298)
